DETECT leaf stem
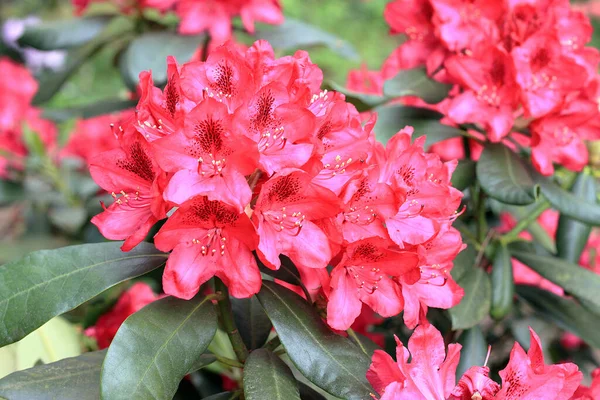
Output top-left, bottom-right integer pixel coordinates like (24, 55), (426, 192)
(263, 335), (281, 352)
(499, 199), (551, 245)
(214, 278), (249, 363)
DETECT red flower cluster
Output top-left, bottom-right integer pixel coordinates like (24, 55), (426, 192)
(62, 111), (133, 165)
(74, 0), (283, 45)
(89, 40), (464, 330)
(85, 282), (160, 348)
(353, 0), (600, 176)
(0, 58), (56, 177)
(367, 322), (583, 400)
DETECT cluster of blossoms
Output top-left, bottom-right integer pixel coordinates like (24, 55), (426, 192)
(73, 0), (283, 45)
(367, 321), (598, 400)
(0, 58), (56, 178)
(350, 0), (600, 176)
(88, 40), (465, 330)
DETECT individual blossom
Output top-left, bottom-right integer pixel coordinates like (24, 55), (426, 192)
(176, 0), (283, 45)
(85, 282), (160, 349)
(449, 365), (500, 400)
(62, 111), (133, 165)
(495, 327), (582, 399)
(367, 322), (462, 399)
(572, 368), (600, 400)
(326, 237), (419, 330)
(154, 195), (260, 299)
(90, 130), (171, 251)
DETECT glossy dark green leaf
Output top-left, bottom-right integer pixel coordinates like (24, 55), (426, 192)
(231, 296), (272, 350)
(383, 68), (452, 103)
(476, 144), (538, 205)
(255, 18), (358, 60)
(18, 16), (112, 50)
(257, 282), (373, 400)
(490, 243), (514, 320)
(325, 81), (386, 112)
(526, 220), (557, 254)
(509, 242), (600, 309)
(451, 244), (477, 282)
(101, 295), (217, 400)
(257, 254), (303, 286)
(298, 383), (327, 400)
(0, 242), (166, 347)
(451, 159), (476, 191)
(373, 105), (462, 146)
(449, 267), (491, 330)
(243, 349), (300, 400)
(202, 392), (237, 400)
(0, 351), (105, 400)
(456, 327), (487, 378)
(517, 286), (600, 348)
(119, 32), (204, 90)
(189, 354), (217, 373)
(534, 173), (600, 226)
(347, 331), (380, 357)
(556, 171), (596, 263)
(43, 98), (137, 122)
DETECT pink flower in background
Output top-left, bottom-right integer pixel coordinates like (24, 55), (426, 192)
(85, 282), (160, 349)
(63, 111), (133, 165)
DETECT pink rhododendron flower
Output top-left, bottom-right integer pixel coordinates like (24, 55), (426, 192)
(496, 328), (582, 399)
(367, 323), (461, 399)
(0, 58), (56, 177)
(85, 282), (160, 348)
(572, 368), (600, 400)
(368, 324), (582, 400)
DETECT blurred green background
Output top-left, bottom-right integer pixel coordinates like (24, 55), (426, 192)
(2, 0), (399, 108)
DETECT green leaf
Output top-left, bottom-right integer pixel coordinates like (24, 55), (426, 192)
(517, 286), (600, 349)
(244, 349), (300, 400)
(556, 170), (596, 263)
(325, 81), (386, 112)
(255, 18), (358, 60)
(256, 282), (373, 400)
(33, 36), (111, 105)
(373, 105), (462, 146)
(451, 159), (476, 192)
(526, 220), (557, 254)
(509, 242), (600, 310)
(534, 173), (600, 226)
(298, 383), (328, 400)
(18, 16), (113, 50)
(476, 144), (538, 205)
(0, 181), (24, 204)
(203, 393), (237, 400)
(43, 98), (137, 123)
(451, 244), (477, 282)
(119, 32), (204, 90)
(347, 331), (380, 357)
(0, 351), (105, 400)
(101, 294), (218, 400)
(449, 267), (491, 330)
(188, 354), (217, 373)
(383, 68), (452, 104)
(0, 317), (81, 379)
(456, 327), (487, 378)
(21, 126), (46, 158)
(490, 243), (514, 320)
(0, 242), (167, 347)
(258, 254), (303, 286)
(231, 296), (272, 350)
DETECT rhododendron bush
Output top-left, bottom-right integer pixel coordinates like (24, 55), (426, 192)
(1, 0), (600, 399)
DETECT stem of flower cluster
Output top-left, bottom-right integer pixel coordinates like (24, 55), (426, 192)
(214, 278), (249, 364)
(212, 353), (244, 368)
(263, 335), (282, 352)
(499, 198), (551, 245)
